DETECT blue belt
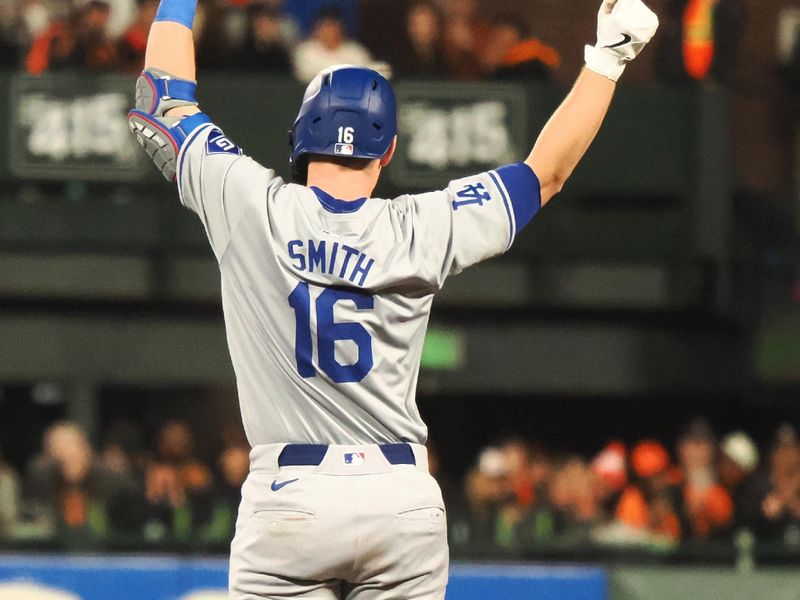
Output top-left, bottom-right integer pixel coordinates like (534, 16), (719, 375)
(278, 444), (416, 466)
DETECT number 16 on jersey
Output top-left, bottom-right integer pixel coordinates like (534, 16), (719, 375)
(288, 282), (375, 384)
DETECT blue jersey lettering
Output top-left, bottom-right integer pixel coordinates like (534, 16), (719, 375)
(452, 182), (492, 210)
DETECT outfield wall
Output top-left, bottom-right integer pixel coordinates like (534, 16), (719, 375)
(0, 555), (606, 600)
(3, 555), (800, 599)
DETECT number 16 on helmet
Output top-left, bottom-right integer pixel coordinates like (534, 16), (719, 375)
(289, 66), (398, 184)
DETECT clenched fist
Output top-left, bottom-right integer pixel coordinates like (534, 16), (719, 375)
(585, 0), (660, 82)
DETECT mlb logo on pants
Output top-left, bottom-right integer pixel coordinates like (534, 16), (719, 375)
(344, 452), (366, 465)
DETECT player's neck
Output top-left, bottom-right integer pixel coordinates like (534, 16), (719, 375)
(306, 159), (380, 200)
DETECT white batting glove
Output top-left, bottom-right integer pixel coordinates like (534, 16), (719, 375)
(585, 0), (659, 82)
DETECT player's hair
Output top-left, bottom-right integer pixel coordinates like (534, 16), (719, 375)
(308, 154), (374, 173)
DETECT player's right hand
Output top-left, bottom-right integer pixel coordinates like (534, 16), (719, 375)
(585, 0), (659, 82)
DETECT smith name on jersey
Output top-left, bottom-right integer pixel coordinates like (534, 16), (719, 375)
(177, 123), (542, 447)
(287, 238), (376, 288)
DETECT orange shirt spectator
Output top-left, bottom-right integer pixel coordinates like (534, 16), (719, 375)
(616, 485), (682, 540)
(615, 440), (682, 541)
(26, 21), (70, 75)
(483, 16), (560, 81)
(27, 1), (117, 75)
(677, 418), (734, 539)
(683, 481), (734, 537)
(682, 0), (716, 80)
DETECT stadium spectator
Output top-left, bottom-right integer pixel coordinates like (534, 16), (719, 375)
(292, 6), (371, 83)
(393, 1), (447, 79)
(508, 444), (556, 546)
(760, 425), (800, 542)
(676, 419), (734, 539)
(464, 446), (513, 545)
(493, 439), (536, 547)
(116, 0), (157, 73)
(4, 0), (53, 49)
(198, 444), (250, 543)
(26, 0), (117, 74)
(104, 0), (137, 39)
(655, 0), (747, 85)
(546, 456), (600, 543)
(719, 431), (770, 531)
(25, 422), (120, 538)
(613, 440), (682, 543)
(231, 3), (292, 73)
(283, 0), (359, 38)
(466, 440), (562, 549)
(591, 440), (628, 523)
(0, 1), (25, 67)
(482, 15), (560, 81)
(777, 5), (800, 219)
(99, 421), (141, 480)
(196, 1), (297, 71)
(262, 0), (300, 47)
(778, 5), (800, 89)
(426, 439), (461, 515)
(98, 422), (148, 537)
(144, 420), (213, 541)
(195, 0), (235, 70)
(0, 445), (20, 538)
(439, 0), (492, 80)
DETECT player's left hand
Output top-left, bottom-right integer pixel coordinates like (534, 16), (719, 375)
(585, 0), (659, 82)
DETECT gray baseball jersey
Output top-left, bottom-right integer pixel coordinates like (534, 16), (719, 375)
(177, 123), (541, 447)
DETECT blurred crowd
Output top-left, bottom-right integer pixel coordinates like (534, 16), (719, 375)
(446, 418), (800, 553)
(2, 0), (788, 87)
(0, 419), (250, 546)
(1, 416), (800, 554)
(0, 0), (564, 82)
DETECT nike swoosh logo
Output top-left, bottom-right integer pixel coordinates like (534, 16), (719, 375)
(271, 478), (299, 492)
(605, 34), (632, 49)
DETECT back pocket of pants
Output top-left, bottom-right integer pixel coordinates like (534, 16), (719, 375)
(238, 509), (321, 581)
(397, 506), (445, 523)
(254, 509), (315, 525)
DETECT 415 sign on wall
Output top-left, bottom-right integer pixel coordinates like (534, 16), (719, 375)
(391, 83), (529, 189)
(9, 74), (150, 181)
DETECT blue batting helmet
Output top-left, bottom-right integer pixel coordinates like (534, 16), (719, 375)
(289, 65), (398, 184)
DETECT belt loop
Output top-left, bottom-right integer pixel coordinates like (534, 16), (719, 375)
(278, 444), (328, 467)
(379, 443), (416, 465)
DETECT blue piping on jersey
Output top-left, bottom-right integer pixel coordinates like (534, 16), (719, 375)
(311, 186), (367, 214)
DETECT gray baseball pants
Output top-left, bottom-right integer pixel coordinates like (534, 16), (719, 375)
(229, 443), (448, 599)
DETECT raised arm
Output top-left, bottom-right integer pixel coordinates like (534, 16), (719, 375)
(527, 0), (659, 205)
(128, 0), (210, 181)
(144, 0), (197, 81)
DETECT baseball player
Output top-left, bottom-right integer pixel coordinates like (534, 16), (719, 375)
(128, 0), (658, 597)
